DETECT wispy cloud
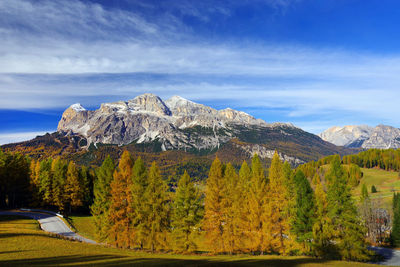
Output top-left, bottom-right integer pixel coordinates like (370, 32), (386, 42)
(0, 0), (399, 134)
(0, 131), (52, 145)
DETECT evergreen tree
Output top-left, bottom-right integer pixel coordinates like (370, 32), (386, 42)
(64, 161), (83, 213)
(264, 152), (290, 254)
(291, 170), (315, 253)
(91, 155), (115, 242)
(129, 157), (148, 249)
(325, 157), (370, 261)
(361, 183), (369, 202)
(108, 151), (134, 248)
(203, 157), (225, 254)
(312, 172), (332, 257)
(247, 154), (267, 254)
(391, 193), (400, 246)
(79, 165), (93, 208)
(143, 161), (169, 252)
(371, 185), (377, 193)
(171, 171), (203, 252)
(51, 157), (67, 211)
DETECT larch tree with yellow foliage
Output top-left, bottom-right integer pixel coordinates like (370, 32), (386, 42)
(221, 163), (241, 254)
(263, 152), (290, 254)
(203, 157), (225, 254)
(108, 151), (134, 248)
(64, 161), (83, 213)
(143, 161), (170, 252)
(247, 154), (267, 254)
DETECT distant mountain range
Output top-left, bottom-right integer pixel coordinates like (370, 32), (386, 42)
(319, 125), (400, 149)
(2, 93), (353, 167)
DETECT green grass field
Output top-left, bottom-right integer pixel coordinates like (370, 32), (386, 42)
(67, 214), (97, 241)
(352, 168), (400, 209)
(0, 215), (378, 266)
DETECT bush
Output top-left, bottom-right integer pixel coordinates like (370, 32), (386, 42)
(371, 185), (377, 193)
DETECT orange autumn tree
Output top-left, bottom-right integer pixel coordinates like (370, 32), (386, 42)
(108, 151), (134, 248)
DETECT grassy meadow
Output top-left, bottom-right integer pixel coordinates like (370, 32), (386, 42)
(0, 215), (379, 266)
(352, 168), (400, 209)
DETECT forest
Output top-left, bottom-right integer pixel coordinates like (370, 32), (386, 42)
(2, 148), (400, 261)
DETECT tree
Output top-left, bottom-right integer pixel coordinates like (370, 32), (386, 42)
(171, 171), (203, 252)
(264, 152), (290, 254)
(129, 157), (148, 249)
(64, 161), (83, 213)
(51, 157), (67, 211)
(91, 155), (115, 242)
(247, 154), (268, 254)
(143, 161), (170, 252)
(371, 185), (377, 193)
(391, 193), (400, 246)
(108, 151), (134, 248)
(237, 161), (252, 252)
(221, 163), (241, 254)
(29, 159), (41, 207)
(203, 157), (225, 254)
(291, 170), (315, 253)
(38, 158), (53, 207)
(325, 157), (370, 261)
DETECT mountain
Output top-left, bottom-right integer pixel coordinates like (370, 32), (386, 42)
(3, 93), (355, 170)
(319, 124), (400, 149)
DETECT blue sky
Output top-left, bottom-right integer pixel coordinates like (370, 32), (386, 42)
(1, 0), (400, 144)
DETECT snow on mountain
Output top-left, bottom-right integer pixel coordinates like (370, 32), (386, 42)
(57, 93), (295, 151)
(319, 124), (400, 149)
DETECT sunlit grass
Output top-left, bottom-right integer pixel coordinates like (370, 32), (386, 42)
(352, 168), (400, 209)
(0, 215), (379, 266)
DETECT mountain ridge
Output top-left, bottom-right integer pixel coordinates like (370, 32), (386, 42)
(319, 124), (400, 149)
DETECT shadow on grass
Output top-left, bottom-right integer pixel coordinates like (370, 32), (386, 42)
(0, 215), (33, 222)
(0, 232), (62, 240)
(0, 254), (329, 267)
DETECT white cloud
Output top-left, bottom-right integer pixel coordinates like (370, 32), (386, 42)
(0, 131), (52, 145)
(1, 0), (399, 134)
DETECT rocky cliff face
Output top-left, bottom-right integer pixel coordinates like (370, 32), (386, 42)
(58, 93), (282, 151)
(319, 124), (400, 149)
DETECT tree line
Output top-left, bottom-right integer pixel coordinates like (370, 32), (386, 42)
(0, 149), (373, 260)
(91, 151), (371, 260)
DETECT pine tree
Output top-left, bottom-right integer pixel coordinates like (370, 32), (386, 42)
(129, 157), (148, 249)
(391, 193), (400, 246)
(361, 183), (369, 202)
(312, 172), (332, 257)
(143, 161), (170, 252)
(79, 165), (93, 208)
(91, 155), (115, 242)
(264, 152), (290, 254)
(325, 156), (370, 261)
(64, 161), (83, 213)
(203, 157), (225, 254)
(291, 170), (315, 253)
(171, 171), (203, 252)
(247, 154), (267, 253)
(108, 151), (134, 248)
(51, 157), (67, 211)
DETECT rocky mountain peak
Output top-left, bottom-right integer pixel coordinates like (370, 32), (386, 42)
(320, 124), (400, 149)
